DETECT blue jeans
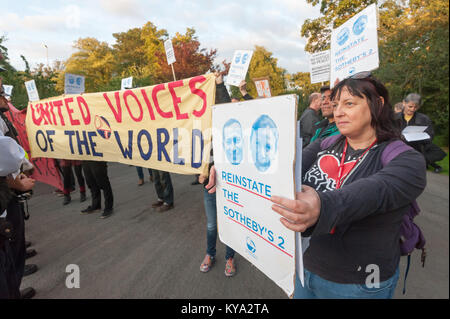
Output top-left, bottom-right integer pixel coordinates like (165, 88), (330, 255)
(294, 267), (400, 299)
(136, 167), (152, 179)
(203, 189), (234, 260)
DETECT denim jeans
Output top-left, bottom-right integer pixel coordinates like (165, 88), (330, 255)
(136, 167), (152, 180)
(294, 267), (400, 299)
(152, 170), (173, 205)
(203, 189), (234, 260)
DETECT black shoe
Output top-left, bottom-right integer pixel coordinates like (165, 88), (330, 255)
(20, 287), (36, 299)
(80, 192), (86, 202)
(81, 206), (101, 214)
(63, 195), (71, 205)
(25, 241), (32, 248)
(157, 203), (174, 213)
(23, 264), (38, 277)
(434, 166), (443, 174)
(26, 249), (37, 259)
(100, 208), (114, 219)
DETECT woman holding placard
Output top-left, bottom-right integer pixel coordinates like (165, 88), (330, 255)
(270, 73), (427, 298)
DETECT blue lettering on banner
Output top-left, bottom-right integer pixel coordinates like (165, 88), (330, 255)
(114, 130), (133, 159)
(157, 128), (171, 162)
(88, 131), (103, 157)
(76, 131), (90, 155)
(35, 130), (56, 152)
(173, 128), (185, 165)
(191, 129), (203, 169)
(137, 129), (152, 161)
(65, 130), (76, 154)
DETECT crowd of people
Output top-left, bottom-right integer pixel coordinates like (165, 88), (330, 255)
(0, 63), (447, 299)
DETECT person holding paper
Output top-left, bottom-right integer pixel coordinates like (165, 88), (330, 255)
(395, 93), (445, 173)
(269, 73), (426, 298)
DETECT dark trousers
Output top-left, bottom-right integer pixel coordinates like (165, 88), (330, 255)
(62, 165), (86, 195)
(152, 170), (174, 205)
(0, 198), (25, 298)
(82, 161), (113, 210)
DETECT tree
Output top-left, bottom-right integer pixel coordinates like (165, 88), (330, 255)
(57, 37), (115, 92)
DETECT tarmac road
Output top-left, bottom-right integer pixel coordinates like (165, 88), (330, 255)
(20, 163), (448, 299)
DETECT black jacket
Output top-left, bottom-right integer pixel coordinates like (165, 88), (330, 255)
(301, 136), (426, 284)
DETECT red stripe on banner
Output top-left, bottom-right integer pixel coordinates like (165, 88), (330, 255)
(225, 182), (271, 201)
(227, 216), (293, 258)
(226, 199), (244, 208)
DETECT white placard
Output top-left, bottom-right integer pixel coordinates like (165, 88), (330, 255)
(121, 76), (133, 90)
(2, 85), (13, 96)
(402, 126), (431, 142)
(309, 50), (330, 84)
(226, 50), (253, 87)
(254, 78), (272, 98)
(164, 39), (176, 65)
(64, 73), (85, 94)
(24, 80), (39, 102)
(330, 3), (379, 87)
(212, 95), (299, 296)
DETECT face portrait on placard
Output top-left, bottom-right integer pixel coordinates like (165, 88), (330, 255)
(223, 118), (243, 165)
(250, 115), (279, 172)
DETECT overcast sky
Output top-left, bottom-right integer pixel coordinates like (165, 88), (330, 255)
(0, 0), (321, 75)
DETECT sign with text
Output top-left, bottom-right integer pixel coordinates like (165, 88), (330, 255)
(212, 95), (298, 296)
(121, 77), (133, 90)
(253, 77), (272, 98)
(25, 74), (216, 176)
(226, 50), (253, 87)
(64, 73), (85, 95)
(5, 103), (63, 190)
(309, 50), (330, 84)
(164, 39), (176, 65)
(25, 80), (39, 102)
(330, 3), (379, 87)
(2, 85), (13, 96)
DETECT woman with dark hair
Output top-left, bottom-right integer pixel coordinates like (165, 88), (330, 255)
(269, 72), (427, 298)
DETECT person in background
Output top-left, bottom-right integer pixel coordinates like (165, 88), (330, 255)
(136, 166), (153, 186)
(151, 169), (174, 212)
(60, 160), (86, 205)
(199, 71), (236, 277)
(395, 93), (445, 173)
(239, 80), (253, 100)
(299, 92), (322, 147)
(394, 102), (404, 114)
(310, 86), (339, 143)
(81, 161), (114, 218)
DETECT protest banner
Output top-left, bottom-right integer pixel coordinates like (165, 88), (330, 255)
(25, 73), (216, 176)
(64, 73), (85, 95)
(25, 79), (40, 102)
(2, 85), (13, 97)
(5, 103), (63, 190)
(226, 50), (253, 87)
(212, 95), (299, 296)
(252, 77), (272, 98)
(330, 3), (379, 87)
(121, 77), (133, 90)
(309, 50), (330, 84)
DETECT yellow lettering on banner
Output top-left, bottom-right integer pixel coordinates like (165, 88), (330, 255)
(25, 74), (217, 175)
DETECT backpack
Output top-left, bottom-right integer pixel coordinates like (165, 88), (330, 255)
(320, 134), (426, 294)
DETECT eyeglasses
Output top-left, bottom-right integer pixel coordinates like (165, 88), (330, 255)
(349, 71), (372, 80)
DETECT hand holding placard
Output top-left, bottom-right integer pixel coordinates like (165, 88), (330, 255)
(271, 185), (321, 233)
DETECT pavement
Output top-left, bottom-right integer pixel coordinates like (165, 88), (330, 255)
(20, 163), (448, 299)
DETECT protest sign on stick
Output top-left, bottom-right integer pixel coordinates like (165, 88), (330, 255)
(2, 85), (13, 97)
(164, 38), (177, 81)
(64, 73), (85, 95)
(309, 50), (330, 84)
(121, 77), (133, 90)
(226, 50), (253, 87)
(252, 77), (272, 98)
(212, 95), (299, 296)
(25, 79), (39, 102)
(25, 74), (216, 176)
(330, 3), (379, 87)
